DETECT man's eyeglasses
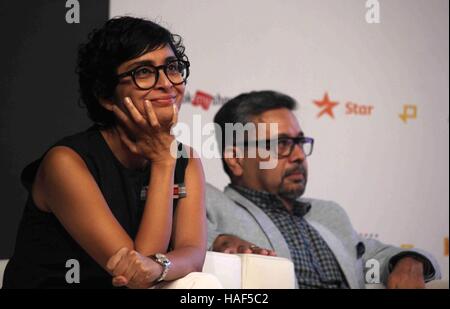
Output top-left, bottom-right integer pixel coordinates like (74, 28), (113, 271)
(117, 59), (190, 90)
(241, 136), (314, 158)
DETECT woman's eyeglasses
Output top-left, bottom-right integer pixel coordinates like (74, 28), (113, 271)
(117, 59), (190, 90)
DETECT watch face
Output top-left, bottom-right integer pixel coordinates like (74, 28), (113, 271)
(155, 253), (170, 266)
(152, 253), (171, 283)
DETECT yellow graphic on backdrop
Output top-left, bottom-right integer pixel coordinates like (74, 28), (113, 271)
(399, 105), (417, 123)
(400, 244), (414, 249)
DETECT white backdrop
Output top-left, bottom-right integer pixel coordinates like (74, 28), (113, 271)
(111, 0), (449, 279)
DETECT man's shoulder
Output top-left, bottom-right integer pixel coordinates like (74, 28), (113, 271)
(206, 183), (229, 199)
(300, 197), (357, 237)
(206, 184), (349, 214)
(299, 196), (342, 209)
(205, 183), (238, 209)
(299, 197), (350, 221)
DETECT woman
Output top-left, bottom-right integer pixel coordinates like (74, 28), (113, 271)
(3, 16), (206, 288)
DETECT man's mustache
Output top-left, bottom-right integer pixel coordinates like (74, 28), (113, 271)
(284, 165), (307, 178)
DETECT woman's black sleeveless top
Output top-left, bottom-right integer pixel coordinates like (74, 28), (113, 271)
(3, 125), (188, 288)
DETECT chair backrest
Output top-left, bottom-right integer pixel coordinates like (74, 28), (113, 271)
(202, 251), (296, 289)
(202, 251), (242, 288)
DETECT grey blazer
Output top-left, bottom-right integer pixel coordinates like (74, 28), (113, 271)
(206, 183), (441, 288)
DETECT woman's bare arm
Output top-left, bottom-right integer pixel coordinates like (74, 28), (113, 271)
(164, 147), (207, 279)
(105, 148), (207, 287)
(134, 159), (176, 255)
(34, 146), (135, 270)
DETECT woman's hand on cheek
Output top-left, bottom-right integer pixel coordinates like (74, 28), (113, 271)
(111, 97), (178, 165)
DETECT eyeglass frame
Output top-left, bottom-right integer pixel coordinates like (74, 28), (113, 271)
(238, 135), (315, 158)
(116, 58), (190, 90)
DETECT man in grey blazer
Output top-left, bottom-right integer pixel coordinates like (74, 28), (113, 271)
(206, 90), (440, 289)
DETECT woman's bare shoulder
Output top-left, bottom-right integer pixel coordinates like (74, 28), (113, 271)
(32, 146), (89, 212)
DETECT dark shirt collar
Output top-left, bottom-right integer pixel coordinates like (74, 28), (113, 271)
(230, 184), (311, 217)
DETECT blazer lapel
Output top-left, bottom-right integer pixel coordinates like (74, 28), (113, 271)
(306, 220), (361, 288)
(224, 186), (293, 260)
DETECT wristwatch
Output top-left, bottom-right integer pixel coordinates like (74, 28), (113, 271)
(151, 253), (172, 283)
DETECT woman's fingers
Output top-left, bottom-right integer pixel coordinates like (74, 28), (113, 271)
(111, 97), (177, 162)
(125, 267), (144, 289)
(110, 250), (142, 287)
(112, 251), (131, 277)
(112, 275), (128, 287)
(116, 126), (139, 154)
(122, 259), (139, 284)
(144, 100), (161, 128)
(111, 104), (138, 135)
(128, 267), (148, 288)
(106, 247), (129, 273)
(124, 97), (148, 129)
(169, 103), (179, 128)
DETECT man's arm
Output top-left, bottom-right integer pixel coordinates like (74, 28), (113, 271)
(362, 237), (441, 288)
(205, 184), (275, 256)
(322, 200), (440, 288)
(212, 234), (276, 256)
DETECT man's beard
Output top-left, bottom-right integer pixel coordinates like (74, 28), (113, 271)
(278, 164), (307, 200)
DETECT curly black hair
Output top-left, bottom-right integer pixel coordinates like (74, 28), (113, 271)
(76, 16), (187, 127)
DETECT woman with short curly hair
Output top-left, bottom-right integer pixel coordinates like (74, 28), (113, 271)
(3, 16), (207, 289)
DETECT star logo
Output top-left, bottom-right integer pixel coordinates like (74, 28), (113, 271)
(313, 92), (339, 119)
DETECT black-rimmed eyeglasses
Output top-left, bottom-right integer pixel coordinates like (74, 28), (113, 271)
(241, 136), (314, 158)
(117, 59), (190, 90)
